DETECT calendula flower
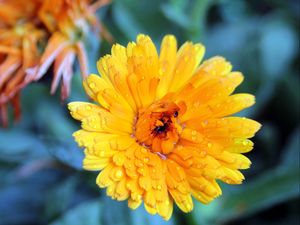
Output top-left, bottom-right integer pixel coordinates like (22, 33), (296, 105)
(29, 0), (112, 100)
(0, 0), (111, 126)
(0, 0), (44, 126)
(69, 34), (261, 220)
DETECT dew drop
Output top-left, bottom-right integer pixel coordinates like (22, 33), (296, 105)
(86, 105), (92, 110)
(143, 157), (149, 163)
(115, 169), (123, 179)
(200, 151), (207, 157)
(177, 145), (183, 150)
(89, 82), (96, 89)
(186, 203), (191, 210)
(195, 46), (201, 51)
(242, 140), (248, 146)
(191, 130), (197, 135)
(157, 185), (162, 190)
(107, 188), (113, 195)
(196, 164), (202, 168)
(226, 179), (232, 183)
(207, 143), (212, 148)
(201, 120), (208, 127)
(193, 101), (200, 108)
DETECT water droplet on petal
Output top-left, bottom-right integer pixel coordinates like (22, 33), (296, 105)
(89, 82), (96, 89)
(193, 101), (200, 108)
(186, 203), (191, 210)
(242, 140), (248, 146)
(201, 120), (208, 127)
(200, 151), (207, 157)
(115, 169), (123, 179)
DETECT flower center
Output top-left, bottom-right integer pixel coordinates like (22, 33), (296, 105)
(135, 101), (184, 156)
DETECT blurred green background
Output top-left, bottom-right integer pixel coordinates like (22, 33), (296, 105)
(0, 0), (299, 225)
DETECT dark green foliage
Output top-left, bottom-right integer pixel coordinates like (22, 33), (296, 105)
(0, 0), (299, 224)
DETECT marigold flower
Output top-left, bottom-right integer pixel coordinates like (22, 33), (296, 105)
(68, 34), (261, 220)
(30, 0), (112, 100)
(0, 0), (44, 126)
(0, 0), (111, 126)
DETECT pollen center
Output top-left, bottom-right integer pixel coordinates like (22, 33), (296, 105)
(135, 101), (183, 156)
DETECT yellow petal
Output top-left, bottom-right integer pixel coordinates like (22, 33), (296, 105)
(168, 42), (205, 92)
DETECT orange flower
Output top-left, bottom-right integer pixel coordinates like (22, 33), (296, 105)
(31, 0), (108, 99)
(0, 0), (44, 126)
(69, 34), (261, 220)
(0, 0), (111, 126)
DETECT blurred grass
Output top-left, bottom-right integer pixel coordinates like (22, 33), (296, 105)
(0, 0), (299, 225)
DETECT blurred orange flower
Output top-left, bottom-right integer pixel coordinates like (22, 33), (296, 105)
(0, 0), (111, 126)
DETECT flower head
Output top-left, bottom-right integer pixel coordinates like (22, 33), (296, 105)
(0, 0), (44, 126)
(68, 34), (261, 220)
(28, 0), (112, 99)
(0, 0), (111, 126)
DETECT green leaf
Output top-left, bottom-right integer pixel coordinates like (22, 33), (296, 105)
(45, 140), (84, 170)
(49, 200), (102, 225)
(0, 129), (48, 162)
(160, 3), (191, 29)
(280, 128), (300, 169)
(44, 176), (78, 221)
(111, 0), (173, 42)
(260, 19), (298, 78)
(112, 2), (146, 40)
(101, 197), (132, 225)
(0, 170), (63, 225)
